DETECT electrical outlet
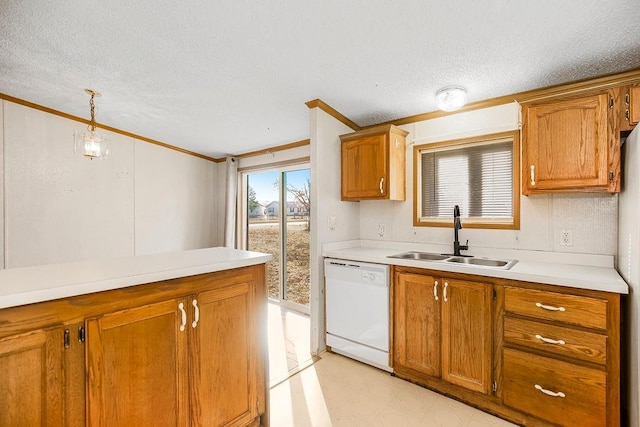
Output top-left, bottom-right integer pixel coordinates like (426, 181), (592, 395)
(560, 230), (572, 246)
(328, 216), (336, 231)
(378, 223), (386, 238)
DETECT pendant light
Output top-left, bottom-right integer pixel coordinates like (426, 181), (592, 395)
(436, 86), (468, 112)
(74, 89), (109, 159)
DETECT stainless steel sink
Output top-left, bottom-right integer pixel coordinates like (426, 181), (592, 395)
(446, 257), (517, 269)
(387, 251), (449, 261)
(387, 251), (517, 270)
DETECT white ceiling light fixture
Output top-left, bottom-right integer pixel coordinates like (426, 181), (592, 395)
(74, 89), (109, 159)
(436, 86), (468, 112)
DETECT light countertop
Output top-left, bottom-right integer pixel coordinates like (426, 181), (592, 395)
(0, 247), (272, 309)
(322, 240), (628, 294)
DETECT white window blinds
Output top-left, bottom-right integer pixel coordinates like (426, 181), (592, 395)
(419, 136), (514, 222)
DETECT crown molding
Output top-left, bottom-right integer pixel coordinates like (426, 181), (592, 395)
(305, 99), (361, 131)
(0, 93), (219, 162)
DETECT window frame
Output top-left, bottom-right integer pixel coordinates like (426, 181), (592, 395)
(413, 130), (520, 230)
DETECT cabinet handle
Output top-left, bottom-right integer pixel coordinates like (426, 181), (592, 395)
(192, 299), (200, 328)
(395, 138), (399, 148)
(626, 109), (630, 121)
(443, 281), (449, 302)
(178, 302), (187, 332)
(535, 334), (565, 345)
(379, 178), (384, 194)
(535, 384), (565, 398)
(530, 165), (536, 186)
(433, 280), (439, 301)
(535, 302), (565, 312)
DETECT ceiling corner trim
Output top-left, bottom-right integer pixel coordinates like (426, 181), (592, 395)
(0, 92), (219, 163)
(305, 99), (361, 131)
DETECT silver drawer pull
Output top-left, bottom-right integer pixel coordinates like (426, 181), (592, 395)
(535, 384), (565, 398)
(535, 334), (565, 345)
(535, 302), (565, 312)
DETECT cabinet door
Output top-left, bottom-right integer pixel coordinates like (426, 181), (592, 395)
(86, 299), (189, 426)
(441, 278), (492, 394)
(190, 282), (257, 427)
(342, 134), (388, 200)
(631, 85), (640, 126)
(523, 93), (610, 193)
(393, 272), (440, 377)
(0, 327), (64, 426)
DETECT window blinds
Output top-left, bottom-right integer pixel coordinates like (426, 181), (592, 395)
(420, 138), (513, 220)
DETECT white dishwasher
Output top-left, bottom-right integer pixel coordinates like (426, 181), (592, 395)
(324, 258), (391, 372)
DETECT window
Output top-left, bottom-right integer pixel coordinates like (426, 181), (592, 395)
(414, 131), (520, 229)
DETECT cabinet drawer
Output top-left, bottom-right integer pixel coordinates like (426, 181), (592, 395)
(503, 348), (606, 427)
(504, 287), (607, 330)
(504, 317), (607, 365)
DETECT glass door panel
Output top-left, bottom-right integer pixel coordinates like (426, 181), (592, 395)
(283, 169), (310, 305)
(247, 171), (281, 300)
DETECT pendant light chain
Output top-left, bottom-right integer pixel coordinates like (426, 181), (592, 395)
(89, 92), (97, 132)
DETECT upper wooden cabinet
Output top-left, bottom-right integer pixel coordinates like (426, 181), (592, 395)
(621, 84), (640, 129)
(340, 124), (408, 201)
(393, 269), (493, 395)
(522, 92), (620, 194)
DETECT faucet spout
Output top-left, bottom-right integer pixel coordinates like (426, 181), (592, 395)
(453, 205), (469, 256)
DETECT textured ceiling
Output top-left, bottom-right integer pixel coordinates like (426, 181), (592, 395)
(2, 1), (640, 158)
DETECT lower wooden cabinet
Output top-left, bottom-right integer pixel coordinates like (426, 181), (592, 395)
(86, 299), (190, 426)
(0, 327), (64, 426)
(0, 264), (267, 427)
(391, 266), (621, 426)
(503, 348), (606, 427)
(393, 268), (492, 394)
(502, 285), (619, 427)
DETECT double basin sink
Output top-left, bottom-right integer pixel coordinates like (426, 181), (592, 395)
(387, 251), (517, 270)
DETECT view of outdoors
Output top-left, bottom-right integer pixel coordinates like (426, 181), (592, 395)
(247, 168), (310, 306)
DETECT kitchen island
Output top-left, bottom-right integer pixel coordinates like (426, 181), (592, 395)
(0, 247), (272, 427)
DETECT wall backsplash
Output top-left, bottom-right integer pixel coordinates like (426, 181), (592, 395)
(359, 192), (618, 256)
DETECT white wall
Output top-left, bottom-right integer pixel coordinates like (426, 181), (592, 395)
(134, 140), (216, 255)
(1, 101), (219, 269)
(618, 128), (639, 427)
(359, 103), (618, 256)
(310, 108), (360, 353)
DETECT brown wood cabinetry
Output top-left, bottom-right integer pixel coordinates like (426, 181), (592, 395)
(501, 285), (620, 427)
(522, 93), (620, 194)
(393, 269), (492, 394)
(0, 264), (267, 427)
(340, 124), (407, 201)
(620, 84), (640, 130)
(390, 266), (622, 426)
(0, 327), (64, 426)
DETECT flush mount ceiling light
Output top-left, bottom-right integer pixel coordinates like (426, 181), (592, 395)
(74, 89), (109, 159)
(435, 86), (468, 112)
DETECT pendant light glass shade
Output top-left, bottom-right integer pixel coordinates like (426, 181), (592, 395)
(74, 128), (109, 158)
(75, 89), (109, 159)
(436, 86), (468, 112)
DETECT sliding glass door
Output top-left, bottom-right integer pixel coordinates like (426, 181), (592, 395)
(243, 165), (310, 312)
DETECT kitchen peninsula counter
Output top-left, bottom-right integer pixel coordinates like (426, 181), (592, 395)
(0, 247), (272, 309)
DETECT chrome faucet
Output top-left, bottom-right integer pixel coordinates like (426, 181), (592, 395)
(453, 205), (469, 256)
